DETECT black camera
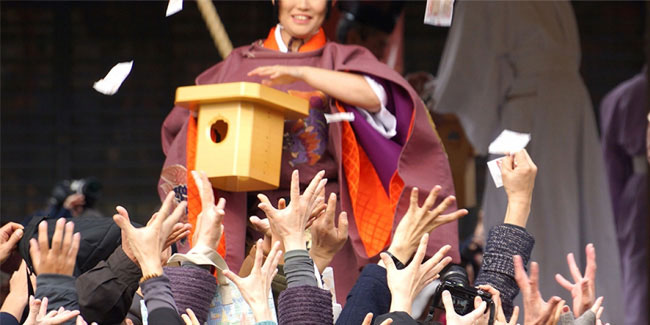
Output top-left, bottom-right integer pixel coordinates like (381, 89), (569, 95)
(49, 177), (102, 209)
(430, 264), (495, 324)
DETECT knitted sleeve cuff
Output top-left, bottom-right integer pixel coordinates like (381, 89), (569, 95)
(164, 265), (217, 325)
(475, 223), (535, 318)
(278, 285), (333, 324)
(480, 224), (535, 277)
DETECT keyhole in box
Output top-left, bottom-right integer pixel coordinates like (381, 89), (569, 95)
(210, 120), (228, 143)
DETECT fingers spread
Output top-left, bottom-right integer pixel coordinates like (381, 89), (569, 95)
(567, 253), (583, 283)
(422, 185), (441, 211)
(555, 273), (574, 291)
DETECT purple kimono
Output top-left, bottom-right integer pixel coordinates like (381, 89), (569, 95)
(159, 40), (458, 303)
(600, 66), (648, 325)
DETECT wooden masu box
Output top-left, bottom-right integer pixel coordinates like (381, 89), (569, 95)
(175, 82), (309, 192)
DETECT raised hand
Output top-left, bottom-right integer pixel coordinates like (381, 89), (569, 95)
(63, 193), (85, 217)
(500, 149), (537, 227)
(388, 186), (467, 263)
(115, 202), (191, 266)
(443, 290), (488, 325)
(191, 170), (226, 251)
(113, 192), (187, 275)
(248, 65), (305, 86)
(310, 192), (349, 273)
(181, 308), (200, 325)
(513, 255), (563, 325)
(257, 170), (327, 251)
(1, 261), (36, 321)
(224, 240), (282, 323)
(554, 243), (597, 317)
(29, 218), (80, 276)
(0, 222), (24, 263)
(23, 296), (86, 325)
(477, 285), (519, 325)
(380, 233), (452, 315)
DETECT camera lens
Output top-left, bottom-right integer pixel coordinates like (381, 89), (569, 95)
(440, 264), (470, 287)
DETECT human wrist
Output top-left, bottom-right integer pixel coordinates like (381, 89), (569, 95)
(387, 244), (411, 264)
(504, 201), (531, 227)
(283, 235), (305, 251)
(252, 306), (273, 323)
(1, 292), (26, 320)
(389, 296), (412, 315)
(139, 261), (163, 277)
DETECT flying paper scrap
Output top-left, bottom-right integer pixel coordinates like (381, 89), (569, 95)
(487, 158), (504, 188)
(324, 112), (355, 124)
(487, 129), (531, 188)
(166, 0), (183, 17)
(424, 0), (455, 27)
(488, 129), (531, 155)
(93, 61), (133, 95)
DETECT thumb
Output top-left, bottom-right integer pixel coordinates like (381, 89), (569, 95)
(499, 155), (515, 175)
(465, 301), (487, 322)
(379, 252), (395, 270)
(112, 213), (133, 234)
(6, 228), (23, 247)
(115, 206), (130, 221)
(441, 290), (457, 315)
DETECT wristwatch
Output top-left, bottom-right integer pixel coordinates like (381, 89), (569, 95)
(385, 251), (406, 270)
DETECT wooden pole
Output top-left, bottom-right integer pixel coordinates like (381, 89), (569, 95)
(196, 0), (233, 59)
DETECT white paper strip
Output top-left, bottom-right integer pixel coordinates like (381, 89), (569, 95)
(93, 61), (133, 95)
(424, 0), (455, 27)
(166, 0), (183, 17)
(324, 112), (355, 124)
(487, 157), (504, 188)
(488, 129), (531, 155)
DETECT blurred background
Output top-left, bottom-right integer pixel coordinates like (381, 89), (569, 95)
(0, 0), (646, 225)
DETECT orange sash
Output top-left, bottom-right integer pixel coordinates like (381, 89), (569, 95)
(263, 26), (327, 52)
(335, 101), (415, 257)
(186, 115), (226, 256)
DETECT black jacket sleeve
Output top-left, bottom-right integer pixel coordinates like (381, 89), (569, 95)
(336, 264), (391, 325)
(76, 246), (142, 324)
(34, 274), (78, 325)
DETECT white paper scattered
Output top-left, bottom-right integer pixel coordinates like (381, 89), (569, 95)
(324, 112), (355, 124)
(488, 129), (531, 155)
(93, 61), (133, 95)
(165, 0), (183, 17)
(424, 0), (455, 27)
(487, 158), (504, 188)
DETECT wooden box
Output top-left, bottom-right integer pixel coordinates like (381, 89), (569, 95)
(175, 82), (309, 192)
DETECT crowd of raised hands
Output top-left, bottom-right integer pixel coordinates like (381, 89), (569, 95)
(0, 149), (612, 325)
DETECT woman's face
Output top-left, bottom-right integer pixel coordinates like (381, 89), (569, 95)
(278, 0), (327, 39)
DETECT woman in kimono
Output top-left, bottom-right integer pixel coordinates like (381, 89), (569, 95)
(433, 1), (622, 321)
(159, 0), (458, 303)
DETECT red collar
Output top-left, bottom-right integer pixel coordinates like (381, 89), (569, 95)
(263, 26), (327, 52)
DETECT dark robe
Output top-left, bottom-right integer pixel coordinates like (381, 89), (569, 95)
(158, 39), (458, 304)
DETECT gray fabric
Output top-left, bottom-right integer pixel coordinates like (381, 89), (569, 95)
(557, 310), (597, 325)
(140, 275), (178, 314)
(575, 310), (596, 325)
(558, 310), (576, 325)
(283, 249), (318, 288)
(475, 224), (534, 318)
(433, 1), (624, 321)
(35, 273), (78, 325)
